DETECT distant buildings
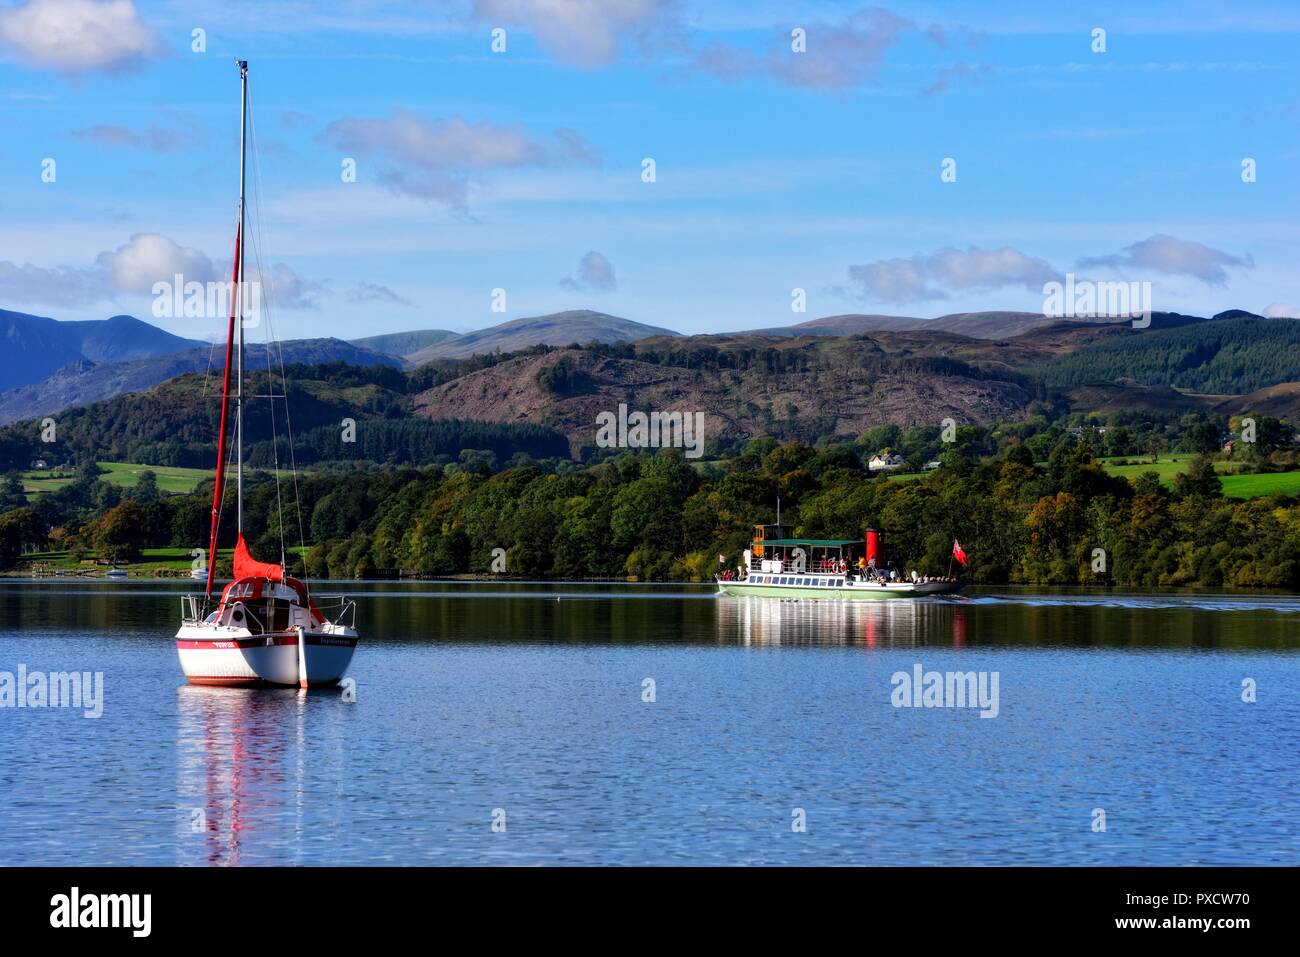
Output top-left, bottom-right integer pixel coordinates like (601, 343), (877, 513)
(1066, 425), (1108, 439)
(868, 452), (906, 472)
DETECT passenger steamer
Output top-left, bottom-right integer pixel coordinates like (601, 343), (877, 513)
(716, 525), (964, 600)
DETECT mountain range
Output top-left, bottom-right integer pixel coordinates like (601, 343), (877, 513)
(0, 308), (674, 423)
(0, 310), (205, 390)
(0, 328), (401, 425)
(0, 304), (1291, 434)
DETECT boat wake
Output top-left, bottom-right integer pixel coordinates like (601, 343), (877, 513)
(964, 593), (1300, 614)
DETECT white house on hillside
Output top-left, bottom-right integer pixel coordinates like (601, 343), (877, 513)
(868, 452), (906, 472)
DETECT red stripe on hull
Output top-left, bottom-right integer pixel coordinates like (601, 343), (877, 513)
(186, 675), (343, 688)
(185, 676), (268, 687)
(176, 634), (358, 650)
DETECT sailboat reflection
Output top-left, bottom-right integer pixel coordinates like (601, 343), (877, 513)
(717, 596), (969, 648)
(175, 685), (305, 866)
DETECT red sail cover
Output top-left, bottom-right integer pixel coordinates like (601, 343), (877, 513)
(233, 533), (285, 582)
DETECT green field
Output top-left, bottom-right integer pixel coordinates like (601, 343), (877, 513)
(883, 455), (1300, 500)
(1218, 472), (1300, 499)
(1096, 454), (1208, 484)
(20, 546), (209, 575)
(22, 461), (211, 499)
(1097, 454), (1300, 499)
(18, 544), (310, 576)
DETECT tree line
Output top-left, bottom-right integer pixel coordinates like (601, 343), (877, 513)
(5, 429), (1299, 588)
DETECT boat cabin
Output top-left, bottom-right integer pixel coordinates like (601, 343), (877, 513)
(187, 576), (324, 635)
(743, 526), (885, 578)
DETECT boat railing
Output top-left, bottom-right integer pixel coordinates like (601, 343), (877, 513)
(749, 559), (851, 576)
(180, 593), (213, 624)
(313, 595), (357, 629)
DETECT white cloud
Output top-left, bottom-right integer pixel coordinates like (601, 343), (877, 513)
(848, 245), (1060, 302)
(347, 281), (413, 308)
(0, 233), (213, 306)
(0, 0), (159, 72)
(1264, 302), (1299, 318)
(693, 6), (913, 89)
(0, 260), (105, 307)
(1078, 234), (1253, 286)
(96, 233), (216, 294)
(0, 234), (333, 311)
(259, 264), (326, 310)
(71, 123), (184, 153)
(471, 0), (681, 67)
(561, 251), (617, 292)
(922, 62), (990, 96)
(927, 246), (1059, 290)
(848, 257), (942, 302)
(322, 110), (599, 210)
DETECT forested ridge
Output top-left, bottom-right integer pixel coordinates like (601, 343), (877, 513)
(4, 325), (1300, 588)
(0, 361), (569, 471)
(1030, 317), (1300, 393)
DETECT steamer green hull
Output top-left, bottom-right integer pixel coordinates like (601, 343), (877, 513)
(717, 580), (963, 600)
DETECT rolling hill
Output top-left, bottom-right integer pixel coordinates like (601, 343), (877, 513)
(404, 310), (679, 364)
(0, 338), (402, 425)
(928, 311), (1091, 338)
(746, 313), (930, 336)
(413, 337), (1039, 456)
(349, 329), (459, 358)
(6, 304), (1300, 467)
(743, 309), (1234, 341)
(0, 308), (680, 421)
(0, 362), (569, 472)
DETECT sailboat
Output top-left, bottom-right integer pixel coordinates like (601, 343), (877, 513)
(176, 60), (358, 688)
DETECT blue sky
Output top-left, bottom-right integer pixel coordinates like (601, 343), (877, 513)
(0, 0), (1297, 341)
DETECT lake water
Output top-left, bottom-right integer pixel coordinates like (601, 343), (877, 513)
(1, 580), (1297, 866)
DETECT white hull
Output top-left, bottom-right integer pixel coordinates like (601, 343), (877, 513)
(176, 625), (357, 687)
(717, 571), (963, 600)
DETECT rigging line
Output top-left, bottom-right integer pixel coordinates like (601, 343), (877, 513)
(247, 86), (304, 578)
(201, 336), (218, 399)
(244, 97), (285, 566)
(249, 95), (287, 570)
(213, 375), (237, 572)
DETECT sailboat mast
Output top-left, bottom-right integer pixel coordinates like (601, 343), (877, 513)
(236, 59), (248, 535)
(203, 60), (249, 597)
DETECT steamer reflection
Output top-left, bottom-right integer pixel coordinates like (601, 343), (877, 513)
(717, 595), (968, 648)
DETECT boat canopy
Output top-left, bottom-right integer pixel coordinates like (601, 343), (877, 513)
(757, 538), (861, 547)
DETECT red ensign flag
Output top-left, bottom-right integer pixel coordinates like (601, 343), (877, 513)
(952, 540), (969, 566)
